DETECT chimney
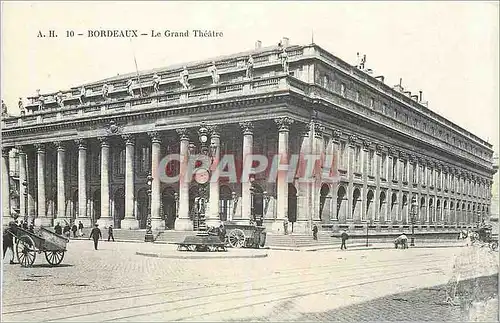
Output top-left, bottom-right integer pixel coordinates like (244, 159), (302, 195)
(375, 75), (385, 83)
(282, 37), (290, 47)
(255, 40), (262, 49)
(419, 90), (423, 102)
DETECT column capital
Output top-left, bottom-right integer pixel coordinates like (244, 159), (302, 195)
(207, 125), (221, 138)
(239, 121), (254, 135)
(332, 129), (342, 141)
(274, 117), (294, 132)
(74, 139), (87, 150)
(34, 143), (46, 153)
(14, 145), (26, 154)
(2, 147), (11, 157)
(148, 131), (162, 144)
(122, 134), (135, 146)
(97, 136), (110, 147)
(54, 141), (66, 151)
(175, 129), (189, 142)
(313, 123), (325, 139)
(348, 135), (359, 146)
(375, 143), (384, 154)
(362, 140), (372, 151)
(297, 122), (310, 138)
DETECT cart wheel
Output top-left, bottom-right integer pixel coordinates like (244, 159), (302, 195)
(490, 241), (498, 252)
(228, 229), (246, 248)
(259, 231), (267, 248)
(45, 251), (65, 266)
(16, 235), (36, 267)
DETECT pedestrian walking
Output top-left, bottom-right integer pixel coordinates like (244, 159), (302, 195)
(340, 229), (349, 250)
(71, 223), (78, 238)
(63, 223), (71, 238)
(89, 224), (102, 250)
(54, 222), (62, 235)
(3, 221), (17, 264)
(283, 218), (289, 235)
(78, 221), (84, 237)
(312, 224), (318, 240)
(107, 225), (115, 242)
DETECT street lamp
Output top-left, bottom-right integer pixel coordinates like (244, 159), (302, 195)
(144, 173), (154, 242)
(410, 196), (417, 246)
(22, 180), (28, 222)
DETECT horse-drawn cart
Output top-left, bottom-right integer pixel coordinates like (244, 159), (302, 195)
(224, 222), (266, 249)
(471, 224), (498, 251)
(12, 226), (69, 267)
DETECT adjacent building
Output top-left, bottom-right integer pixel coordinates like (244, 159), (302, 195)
(1, 39), (496, 233)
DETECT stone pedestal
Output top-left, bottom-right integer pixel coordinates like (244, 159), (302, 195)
(174, 218), (193, 231)
(121, 218), (140, 230)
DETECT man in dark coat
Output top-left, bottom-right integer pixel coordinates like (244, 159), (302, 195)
(3, 221), (17, 264)
(312, 224), (318, 240)
(63, 223), (71, 238)
(218, 224), (226, 243)
(71, 223), (78, 238)
(54, 222), (62, 235)
(107, 225), (115, 242)
(340, 229), (349, 250)
(89, 224), (102, 250)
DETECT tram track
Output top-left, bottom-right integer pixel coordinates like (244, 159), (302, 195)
(3, 255), (447, 314)
(3, 251), (444, 307)
(35, 261), (447, 322)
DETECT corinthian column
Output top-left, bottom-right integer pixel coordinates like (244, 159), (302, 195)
(76, 139), (90, 226)
(121, 134), (139, 229)
(34, 144), (51, 226)
(17, 146), (27, 221)
(149, 131), (164, 230)
(96, 137), (112, 227)
(2, 147), (11, 223)
(175, 128), (192, 230)
(240, 121), (254, 223)
(207, 125), (221, 226)
(272, 117), (293, 232)
(55, 141), (67, 222)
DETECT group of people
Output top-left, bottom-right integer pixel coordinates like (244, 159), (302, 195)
(54, 221), (84, 238)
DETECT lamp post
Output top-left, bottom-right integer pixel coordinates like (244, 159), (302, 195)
(410, 196), (417, 246)
(144, 173), (154, 242)
(22, 180), (28, 222)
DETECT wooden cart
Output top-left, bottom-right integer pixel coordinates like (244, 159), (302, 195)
(223, 222), (266, 249)
(13, 227), (70, 267)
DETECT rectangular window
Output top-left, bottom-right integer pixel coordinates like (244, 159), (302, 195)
(381, 153), (387, 179)
(403, 160), (408, 182)
(382, 103), (387, 114)
(412, 163), (417, 183)
(356, 91), (360, 102)
(340, 83), (346, 97)
(355, 146), (361, 173)
(392, 157), (398, 180)
(421, 165), (425, 185)
(370, 98), (374, 108)
(368, 150), (374, 176)
(340, 141), (347, 169)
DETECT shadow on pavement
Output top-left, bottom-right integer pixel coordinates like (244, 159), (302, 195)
(30, 263), (74, 268)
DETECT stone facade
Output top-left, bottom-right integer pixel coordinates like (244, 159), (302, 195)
(1, 43), (496, 233)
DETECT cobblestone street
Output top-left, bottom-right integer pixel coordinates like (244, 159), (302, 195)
(2, 240), (498, 322)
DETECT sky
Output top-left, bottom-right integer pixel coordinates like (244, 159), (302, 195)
(1, 1), (499, 154)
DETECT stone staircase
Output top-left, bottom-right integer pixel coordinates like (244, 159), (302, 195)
(266, 232), (337, 248)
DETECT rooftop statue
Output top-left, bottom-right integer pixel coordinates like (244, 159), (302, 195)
(246, 55), (254, 79)
(207, 61), (219, 85)
(1, 100), (8, 117)
(102, 83), (109, 99)
(56, 91), (65, 108)
(79, 86), (86, 105)
(18, 97), (25, 115)
(38, 95), (45, 110)
(152, 74), (161, 93)
(279, 47), (289, 74)
(179, 66), (190, 90)
(126, 79), (135, 97)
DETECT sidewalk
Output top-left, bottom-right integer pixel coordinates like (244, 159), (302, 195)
(267, 241), (468, 252)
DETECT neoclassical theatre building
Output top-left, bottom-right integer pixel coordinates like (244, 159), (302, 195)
(1, 39), (496, 233)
